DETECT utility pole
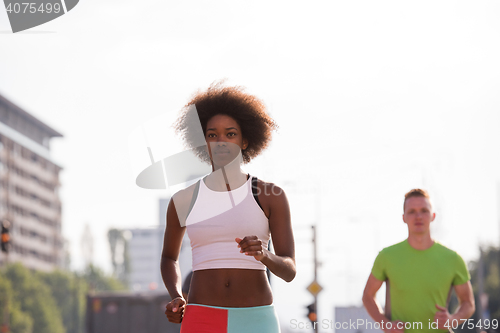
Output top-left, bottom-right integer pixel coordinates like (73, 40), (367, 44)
(306, 225), (322, 333)
(477, 247), (484, 322)
(311, 183), (322, 333)
(313, 225), (318, 333)
(496, 182), (500, 299)
(497, 182), (500, 266)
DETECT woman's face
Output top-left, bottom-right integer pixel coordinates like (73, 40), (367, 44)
(205, 114), (248, 167)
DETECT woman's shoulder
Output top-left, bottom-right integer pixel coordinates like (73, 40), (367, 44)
(172, 180), (201, 203)
(252, 177), (285, 195)
(169, 180), (202, 225)
(252, 177), (291, 228)
(252, 177), (288, 212)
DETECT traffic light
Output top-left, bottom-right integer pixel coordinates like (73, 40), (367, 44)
(306, 303), (317, 323)
(1, 220), (11, 253)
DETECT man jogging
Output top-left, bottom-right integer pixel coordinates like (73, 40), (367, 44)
(363, 189), (475, 333)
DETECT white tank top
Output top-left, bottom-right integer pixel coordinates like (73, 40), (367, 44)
(186, 175), (270, 271)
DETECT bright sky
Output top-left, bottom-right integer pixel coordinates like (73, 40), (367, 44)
(1, 1), (500, 332)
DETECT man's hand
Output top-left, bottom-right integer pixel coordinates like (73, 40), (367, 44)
(434, 304), (452, 330)
(236, 236), (267, 261)
(165, 297), (186, 323)
(383, 320), (406, 333)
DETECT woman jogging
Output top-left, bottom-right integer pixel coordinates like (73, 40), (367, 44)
(161, 82), (295, 333)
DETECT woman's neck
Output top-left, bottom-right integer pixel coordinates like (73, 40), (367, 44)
(206, 154), (247, 191)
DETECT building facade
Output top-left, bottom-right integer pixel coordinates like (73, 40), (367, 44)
(127, 198), (192, 292)
(0, 93), (64, 271)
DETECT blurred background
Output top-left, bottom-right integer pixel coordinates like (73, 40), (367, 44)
(0, 1), (499, 332)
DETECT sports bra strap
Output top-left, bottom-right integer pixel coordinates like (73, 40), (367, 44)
(252, 177), (263, 211)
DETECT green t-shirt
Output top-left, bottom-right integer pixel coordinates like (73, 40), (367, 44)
(371, 240), (470, 333)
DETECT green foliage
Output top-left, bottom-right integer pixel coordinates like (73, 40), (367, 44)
(81, 264), (127, 292)
(471, 247), (500, 321)
(3, 263), (64, 333)
(453, 247), (500, 333)
(0, 274), (33, 333)
(37, 270), (87, 333)
(10, 307), (33, 333)
(0, 263), (127, 333)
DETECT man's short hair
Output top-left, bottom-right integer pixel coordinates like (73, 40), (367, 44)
(403, 188), (431, 212)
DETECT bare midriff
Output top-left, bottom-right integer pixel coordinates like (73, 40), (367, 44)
(188, 269), (273, 307)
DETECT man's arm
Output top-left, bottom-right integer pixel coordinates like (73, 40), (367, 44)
(363, 274), (390, 324)
(451, 281), (475, 321)
(434, 281), (475, 328)
(363, 274), (404, 333)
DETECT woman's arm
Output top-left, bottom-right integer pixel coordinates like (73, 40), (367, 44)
(237, 182), (296, 282)
(161, 198), (185, 297)
(161, 197), (187, 323)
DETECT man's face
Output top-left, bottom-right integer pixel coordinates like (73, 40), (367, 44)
(402, 196), (436, 235)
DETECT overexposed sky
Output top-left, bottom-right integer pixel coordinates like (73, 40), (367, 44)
(1, 1), (500, 331)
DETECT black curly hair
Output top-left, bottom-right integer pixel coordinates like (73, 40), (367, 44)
(174, 81), (277, 164)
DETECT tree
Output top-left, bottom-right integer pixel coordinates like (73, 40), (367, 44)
(38, 265), (126, 333)
(81, 264), (126, 292)
(470, 247), (500, 323)
(3, 263), (64, 333)
(0, 262), (126, 333)
(107, 228), (131, 287)
(451, 246), (500, 333)
(37, 270), (87, 333)
(0, 274), (33, 333)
